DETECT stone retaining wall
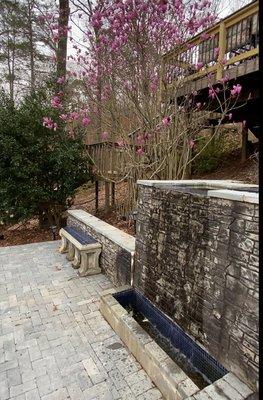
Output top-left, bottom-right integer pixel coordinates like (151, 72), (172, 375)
(134, 180), (259, 391)
(67, 210), (135, 286)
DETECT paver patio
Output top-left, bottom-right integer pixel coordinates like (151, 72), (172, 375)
(0, 241), (163, 400)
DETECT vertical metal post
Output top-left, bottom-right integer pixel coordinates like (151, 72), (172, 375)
(105, 181), (110, 212)
(241, 126), (248, 163)
(95, 180), (99, 214)
(111, 182), (115, 207)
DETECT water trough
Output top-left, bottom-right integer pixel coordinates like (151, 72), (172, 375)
(100, 286), (233, 400)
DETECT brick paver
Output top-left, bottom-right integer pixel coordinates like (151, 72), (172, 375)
(0, 241), (163, 400)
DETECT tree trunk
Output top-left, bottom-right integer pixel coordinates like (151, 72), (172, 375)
(57, 0), (69, 79)
(28, 1), (35, 93)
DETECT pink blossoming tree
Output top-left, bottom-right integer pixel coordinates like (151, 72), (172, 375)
(44, 0), (245, 212)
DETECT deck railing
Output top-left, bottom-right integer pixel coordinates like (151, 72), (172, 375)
(161, 0), (259, 95)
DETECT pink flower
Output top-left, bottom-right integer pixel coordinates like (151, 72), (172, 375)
(195, 61), (204, 70)
(162, 116), (171, 126)
(117, 139), (124, 147)
(57, 76), (65, 84)
(200, 32), (209, 41)
(82, 117), (91, 127)
(51, 96), (62, 108)
(186, 43), (194, 50)
(43, 117), (53, 128)
(43, 117), (57, 130)
(189, 139), (195, 149)
(228, 113), (233, 120)
(208, 88), (215, 99)
(219, 74), (229, 84)
(136, 134), (145, 145)
(101, 131), (109, 140)
(214, 47), (220, 57)
(242, 120), (246, 127)
(136, 147), (145, 156)
(230, 84), (242, 97)
(69, 111), (79, 121)
(59, 114), (68, 121)
(150, 82), (157, 93)
(196, 102), (201, 108)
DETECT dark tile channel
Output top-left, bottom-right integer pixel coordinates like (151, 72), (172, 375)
(114, 288), (228, 389)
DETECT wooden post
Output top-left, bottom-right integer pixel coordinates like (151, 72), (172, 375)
(216, 22), (226, 81)
(111, 182), (115, 207)
(95, 180), (99, 214)
(105, 181), (110, 212)
(241, 126), (248, 163)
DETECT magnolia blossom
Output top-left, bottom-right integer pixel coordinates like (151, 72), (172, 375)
(189, 139), (195, 149)
(82, 117), (91, 127)
(59, 114), (68, 121)
(196, 102), (201, 108)
(195, 61), (204, 70)
(219, 74), (229, 84)
(230, 84), (242, 97)
(228, 113), (233, 120)
(117, 139), (124, 147)
(214, 47), (220, 58)
(68, 111), (79, 121)
(200, 32), (209, 40)
(136, 134), (145, 145)
(45, 0), (217, 143)
(136, 147), (145, 156)
(43, 117), (57, 131)
(57, 76), (65, 84)
(208, 88), (216, 99)
(51, 96), (62, 108)
(162, 116), (171, 126)
(101, 131), (109, 140)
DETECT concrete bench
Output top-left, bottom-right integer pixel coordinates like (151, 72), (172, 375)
(59, 227), (102, 277)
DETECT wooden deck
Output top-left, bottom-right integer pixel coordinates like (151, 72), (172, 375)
(161, 0), (259, 99)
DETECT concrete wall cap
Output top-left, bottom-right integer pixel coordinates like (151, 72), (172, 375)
(67, 210), (136, 252)
(207, 189), (259, 204)
(137, 179), (258, 192)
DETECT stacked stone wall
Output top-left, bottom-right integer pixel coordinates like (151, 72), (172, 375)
(134, 185), (259, 390)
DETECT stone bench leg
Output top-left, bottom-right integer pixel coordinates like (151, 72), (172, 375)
(88, 249), (101, 275)
(59, 235), (68, 254)
(72, 248), (81, 269)
(66, 242), (75, 261)
(78, 249), (101, 277)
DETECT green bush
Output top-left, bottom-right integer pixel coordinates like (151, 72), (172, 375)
(0, 88), (90, 227)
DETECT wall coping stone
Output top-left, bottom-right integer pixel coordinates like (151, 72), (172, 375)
(207, 189), (259, 204)
(137, 180), (258, 203)
(67, 209), (136, 252)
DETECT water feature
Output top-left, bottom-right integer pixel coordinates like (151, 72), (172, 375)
(113, 288), (228, 390)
